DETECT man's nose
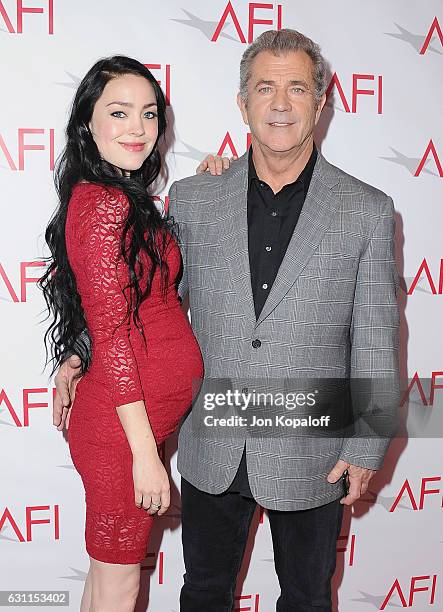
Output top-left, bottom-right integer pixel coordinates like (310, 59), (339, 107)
(271, 89), (292, 112)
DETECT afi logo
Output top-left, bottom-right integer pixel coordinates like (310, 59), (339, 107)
(401, 371), (443, 406)
(0, 129), (55, 171)
(337, 533), (356, 566)
(144, 64), (171, 105)
(141, 552), (164, 585)
(0, 505), (60, 541)
(380, 574), (437, 609)
(0, 261), (46, 302)
(421, 17), (443, 54)
(326, 73), (383, 114)
(0, 0), (54, 34)
(0, 388), (54, 427)
(217, 131), (252, 158)
(414, 140), (443, 177)
(212, 2), (282, 43)
(407, 259), (443, 296)
(234, 594), (260, 611)
(389, 476), (442, 512)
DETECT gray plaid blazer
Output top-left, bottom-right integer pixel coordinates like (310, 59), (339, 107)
(168, 150), (399, 511)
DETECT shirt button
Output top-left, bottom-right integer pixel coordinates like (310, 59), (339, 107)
(271, 211), (277, 217)
(259, 182), (265, 188)
(241, 387), (248, 395)
(262, 283), (268, 289)
(265, 246), (272, 252)
(252, 339), (262, 349)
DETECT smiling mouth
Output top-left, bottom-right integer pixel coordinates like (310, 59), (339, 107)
(269, 122), (294, 127)
(119, 143), (146, 152)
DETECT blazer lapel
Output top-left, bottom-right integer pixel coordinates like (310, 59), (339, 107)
(256, 152), (340, 327)
(218, 153), (256, 322)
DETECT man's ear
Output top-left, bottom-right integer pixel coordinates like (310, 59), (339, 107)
(314, 93), (327, 125)
(237, 92), (249, 126)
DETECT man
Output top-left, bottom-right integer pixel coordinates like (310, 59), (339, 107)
(56, 29), (399, 611)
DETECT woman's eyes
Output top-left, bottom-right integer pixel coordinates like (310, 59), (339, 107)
(110, 111), (157, 119)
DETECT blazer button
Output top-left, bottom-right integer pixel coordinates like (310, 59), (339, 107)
(252, 339), (261, 348)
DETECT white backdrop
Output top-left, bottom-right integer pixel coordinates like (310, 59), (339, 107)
(1, 1), (442, 610)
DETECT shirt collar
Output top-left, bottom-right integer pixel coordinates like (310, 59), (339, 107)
(248, 144), (318, 194)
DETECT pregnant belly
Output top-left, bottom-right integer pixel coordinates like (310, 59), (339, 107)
(69, 306), (203, 448)
(132, 308), (204, 442)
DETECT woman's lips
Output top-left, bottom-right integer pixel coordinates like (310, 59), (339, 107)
(119, 143), (145, 152)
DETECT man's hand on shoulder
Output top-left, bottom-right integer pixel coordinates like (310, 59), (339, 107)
(53, 355), (82, 431)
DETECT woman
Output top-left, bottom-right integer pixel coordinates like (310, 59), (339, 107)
(40, 55), (223, 612)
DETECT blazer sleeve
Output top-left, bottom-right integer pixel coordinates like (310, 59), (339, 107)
(76, 185), (144, 408)
(340, 195), (400, 469)
(66, 327), (91, 364)
(168, 181), (189, 301)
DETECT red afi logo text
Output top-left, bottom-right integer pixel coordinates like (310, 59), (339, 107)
(141, 552), (165, 585)
(0, 130), (55, 171)
(414, 140), (443, 177)
(0, 0), (53, 33)
(0, 388), (55, 427)
(234, 594), (260, 611)
(212, 2), (282, 43)
(380, 574), (437, 609)
(0, 505), (60, 541)
(0, 261), (46, 302)
(401, 371), (443, 406)
(326, 73), (383, 114)
(144, 63), (171, 106)
(408, 259), (443, 296)
(420, 17), (443, 54)
(389, 476), (442, 512)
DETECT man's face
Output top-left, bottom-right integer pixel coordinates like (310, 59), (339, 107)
(237, 50), (326, 154)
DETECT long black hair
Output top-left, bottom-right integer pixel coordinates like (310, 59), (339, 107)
(40, 55), (174, 375)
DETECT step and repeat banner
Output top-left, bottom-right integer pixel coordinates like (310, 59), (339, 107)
(1, 1), (442, 610)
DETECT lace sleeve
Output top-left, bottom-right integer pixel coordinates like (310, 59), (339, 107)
(75, 185), (144, 408)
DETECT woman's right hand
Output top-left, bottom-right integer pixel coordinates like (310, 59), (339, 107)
(132, 448), (170, 516)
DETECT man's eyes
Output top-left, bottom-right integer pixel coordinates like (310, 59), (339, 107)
(257, 87), (306, 94)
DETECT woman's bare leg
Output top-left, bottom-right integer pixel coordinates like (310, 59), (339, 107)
(89, 556), (141, 612)
(79, 560), (92, 612)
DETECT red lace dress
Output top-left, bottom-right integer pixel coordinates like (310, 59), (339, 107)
(65, 182), (203, 564)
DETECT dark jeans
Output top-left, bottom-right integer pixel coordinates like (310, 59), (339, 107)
(180, 478), (344, 612)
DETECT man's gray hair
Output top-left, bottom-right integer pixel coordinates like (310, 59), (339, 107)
(239, 29), (327, 103)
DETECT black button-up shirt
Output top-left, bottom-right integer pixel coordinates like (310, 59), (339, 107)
(227, 144), (318, 497)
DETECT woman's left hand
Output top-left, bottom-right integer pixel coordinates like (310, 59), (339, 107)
(196, 154), (238, 176)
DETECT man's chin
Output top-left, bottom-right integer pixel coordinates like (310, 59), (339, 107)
(262, 141), (303, 154)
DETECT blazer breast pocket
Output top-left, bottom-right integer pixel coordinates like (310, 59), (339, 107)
(300, 255), (359, 278)
(296, 256), (359, 306)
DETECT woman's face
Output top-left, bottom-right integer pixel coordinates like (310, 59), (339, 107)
(88, 73), (158, 174)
